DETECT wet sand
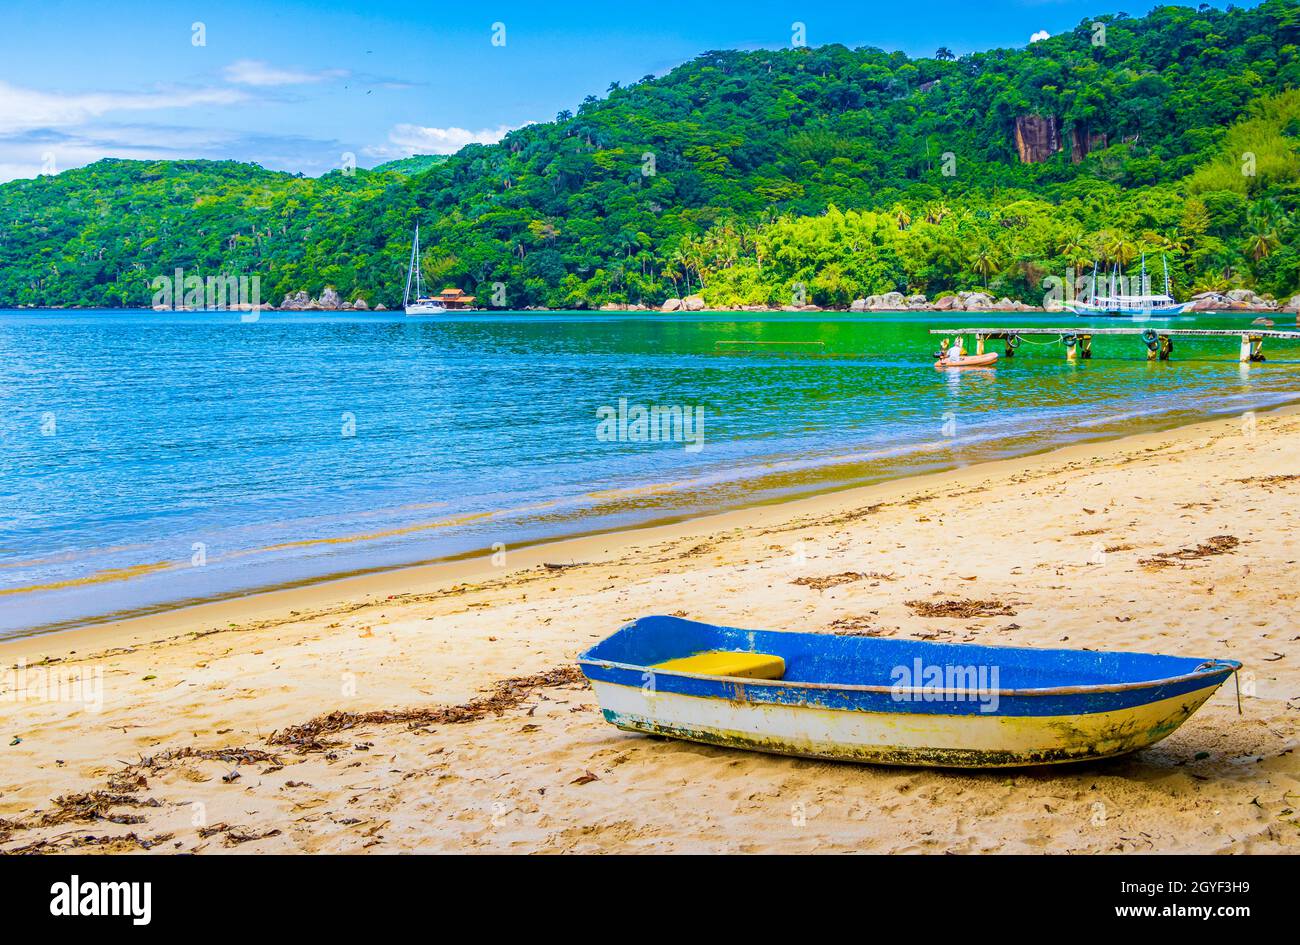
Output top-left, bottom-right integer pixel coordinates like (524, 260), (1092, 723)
(1, 406), (1297, 853)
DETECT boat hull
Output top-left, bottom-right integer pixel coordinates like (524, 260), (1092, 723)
(1067, 301), (1191, 317)
(405, 303), (448, 316)
(934, 352), (998, 369)
(578, 617), (1239, 769)
(591, 678), (1223, 767)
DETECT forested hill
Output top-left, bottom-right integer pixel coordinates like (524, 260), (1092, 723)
(2, 1), (1299, 310)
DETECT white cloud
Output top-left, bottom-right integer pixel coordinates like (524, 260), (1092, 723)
(223, 59), (348, 87)
(1, 136), (196, 183)
(364, 122), (519, 158)
(1030, 30), (1051, 43)
(0, 80), (246, 135)
(0, 122), (355, 184)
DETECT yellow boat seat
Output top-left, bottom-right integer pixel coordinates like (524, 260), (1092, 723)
(653, 651), (786, 680)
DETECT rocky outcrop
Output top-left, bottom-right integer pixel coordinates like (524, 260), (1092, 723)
(681, 295), (705, 312)
(1014, 115), (1062, 164)
(1282, 295), (1300, 314)
(1189, 290), (1278, 312)
(1070, 124), (1108, 164)
(846, 290), (1039, 312)
(599, 302), (654, 311)
(661, 298), (683, 313)
(1226, 289), (1277, 309)
(279, 287), (362, 311)
(280, 290), (310, 310)
(854, 291), (907, 311)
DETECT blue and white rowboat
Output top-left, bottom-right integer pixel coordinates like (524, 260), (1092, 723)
(578, 617), (1240, 768)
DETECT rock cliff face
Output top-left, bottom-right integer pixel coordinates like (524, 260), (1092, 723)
(1014, 115), (1062, 164)
(1070, 124), (1109, 163)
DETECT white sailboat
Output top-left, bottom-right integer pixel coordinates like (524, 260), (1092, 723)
(1069, 253), (1189, 317)
(404, 223), (447, 316)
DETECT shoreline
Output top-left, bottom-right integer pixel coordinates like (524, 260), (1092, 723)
(2, 402), (1298, 852)
(6, 398), (1298, 653)
(6, 301), (1298, 316)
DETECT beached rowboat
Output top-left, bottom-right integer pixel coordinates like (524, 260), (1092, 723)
(577, 616), (1240, 768)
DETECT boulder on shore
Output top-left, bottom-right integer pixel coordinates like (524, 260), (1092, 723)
(959, 290), (994, 310)
(661, 298), (683, 313)
(682, 295), (705, 312)
(280, 290), (309, 310)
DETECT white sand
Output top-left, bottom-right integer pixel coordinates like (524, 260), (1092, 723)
(1, 407), (1297, 853)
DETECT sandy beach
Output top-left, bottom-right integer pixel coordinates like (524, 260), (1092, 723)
(2, 406), (1297, 854)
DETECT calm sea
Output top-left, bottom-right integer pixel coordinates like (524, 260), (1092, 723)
(2, 308), (1297, 638)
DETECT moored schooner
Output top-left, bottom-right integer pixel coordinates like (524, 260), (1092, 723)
(1068, 254), (1189, 317)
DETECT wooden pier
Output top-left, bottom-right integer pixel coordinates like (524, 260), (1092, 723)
(929, 326), (1300, 362)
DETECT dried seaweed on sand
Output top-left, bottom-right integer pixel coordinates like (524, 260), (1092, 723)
(906, 598), (1017, 618)
(1140, 535), (1239, 569)
(792, 572), (868, 591)
(268, 665), (586, 751)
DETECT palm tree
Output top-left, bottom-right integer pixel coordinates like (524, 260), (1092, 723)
(968, 242), (1002, 288)
(1243, 221), (1281, 263)
(1101, 233), (1138, 268)
(1059, 231), (1093, 272)
(923, 201), (951, 225)
(892, 204), (912, 231)
(1247, 197), (1285, 230)
(662, 258), (682, 297)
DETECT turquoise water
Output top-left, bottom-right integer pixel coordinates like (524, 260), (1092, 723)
(2, 308), (1298, 638)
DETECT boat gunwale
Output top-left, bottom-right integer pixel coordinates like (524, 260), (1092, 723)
(575, 654), (1241, 700)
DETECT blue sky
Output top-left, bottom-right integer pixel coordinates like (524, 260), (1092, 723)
(0, 0), (1252, 182)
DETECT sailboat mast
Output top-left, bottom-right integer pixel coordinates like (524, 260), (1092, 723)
(415, 223), (422, 300)
(404, 223), (418, 307)
(1163, 255), (1171, 296)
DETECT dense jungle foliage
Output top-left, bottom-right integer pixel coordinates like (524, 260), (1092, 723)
(1, 1), (1298, 309)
